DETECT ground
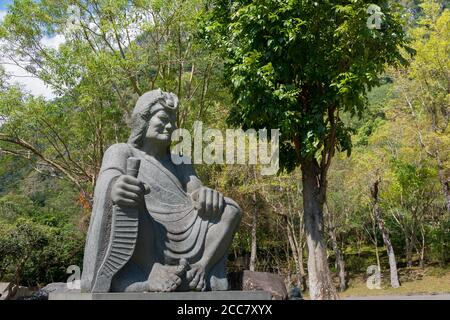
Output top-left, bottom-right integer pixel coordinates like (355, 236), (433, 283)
(302, 266), (450, 299)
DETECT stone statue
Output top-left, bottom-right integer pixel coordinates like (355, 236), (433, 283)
(81, 89), (242, 293)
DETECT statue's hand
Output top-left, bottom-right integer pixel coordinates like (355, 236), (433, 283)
(192, 187), (225, 219)
(111, 175), (146, 208)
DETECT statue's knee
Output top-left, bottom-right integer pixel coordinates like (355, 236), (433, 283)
(224, 197), (242, 223)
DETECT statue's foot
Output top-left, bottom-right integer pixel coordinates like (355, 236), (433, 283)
(147, 261), (187, 292)
(187, 263), (206, 291)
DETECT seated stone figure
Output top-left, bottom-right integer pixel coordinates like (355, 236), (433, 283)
(81, 89), (242, 293)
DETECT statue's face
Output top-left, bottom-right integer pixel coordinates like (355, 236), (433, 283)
(145, 108), (177, 145)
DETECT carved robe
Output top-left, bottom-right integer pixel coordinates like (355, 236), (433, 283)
(81, 143), (226, 292)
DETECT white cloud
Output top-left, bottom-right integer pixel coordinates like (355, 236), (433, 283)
(3, 63), (55, 99)
(41, 34), (65, 50)
(0, 10), (6, 22)
(1, 9), (66, 99)
(4, 32), (66, 99)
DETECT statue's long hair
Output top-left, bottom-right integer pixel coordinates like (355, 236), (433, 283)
(127, 89), (178, 149)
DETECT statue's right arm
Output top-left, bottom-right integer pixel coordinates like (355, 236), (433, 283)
(98, 143), (144, 207)
(98, 143), (131, 177)
(81, 143), (131, 292)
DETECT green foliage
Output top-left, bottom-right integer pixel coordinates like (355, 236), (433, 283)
(0, 161), (84, 286)
(0, 0), (232, 199)
(428, 215), (450, 265)
(0, 0), (448, 291)
(0, 217), (84, 286)
(204, 0), (410, 169)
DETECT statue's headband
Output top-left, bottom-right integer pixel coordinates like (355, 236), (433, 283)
(132, 89), (178, 121)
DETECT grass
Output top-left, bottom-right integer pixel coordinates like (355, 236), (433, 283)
(301, 266), (450, 299)
(340, 267), (450, 298)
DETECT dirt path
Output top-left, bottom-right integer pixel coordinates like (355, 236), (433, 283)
(345, 294), (450, 300)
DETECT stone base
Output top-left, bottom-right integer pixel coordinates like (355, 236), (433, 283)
(49, 290), (272, 300)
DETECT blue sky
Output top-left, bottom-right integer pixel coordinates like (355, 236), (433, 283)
(0, 0), (12, 11)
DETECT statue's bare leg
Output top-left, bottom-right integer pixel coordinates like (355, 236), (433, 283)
(187, 198), (241, 290)
(111, 259), (187, 292)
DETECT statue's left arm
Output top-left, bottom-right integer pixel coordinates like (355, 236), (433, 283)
(181, 160), (203, 195)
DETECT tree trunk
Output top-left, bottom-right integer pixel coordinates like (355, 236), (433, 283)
(294, 189), (307, 291)
(325, 203), (347, 292)
(406, 236), (413, 268)
(437, 160), (450, 213)
(333, 239), (346, 292)
(372, 214), (382, 272)
(298, 243), (307, 291)
(298, 231), (308, 291)
(375, 243), (381, 273)
(249, 190), (258, 272)
(285, 217), (306, 291)
(419, 225), (426, 268)
(371, 180), (400, 288)
(301, 159), (338, 300)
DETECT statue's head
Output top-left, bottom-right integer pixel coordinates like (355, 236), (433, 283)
(128, 89), (178, 149)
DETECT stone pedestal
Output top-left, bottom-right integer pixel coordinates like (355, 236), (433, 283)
(49, 290), (272, 300)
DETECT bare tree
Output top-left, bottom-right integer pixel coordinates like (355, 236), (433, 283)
(371, 179), (400, 288)
(325, 203), (347, 292)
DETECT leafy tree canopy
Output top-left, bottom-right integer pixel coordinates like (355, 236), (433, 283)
(203, 0), (412, 171)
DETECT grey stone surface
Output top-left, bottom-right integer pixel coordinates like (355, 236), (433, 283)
(82, 89), (242, 293)
(42, 282), (79, 294)
(0, 282), (9, 300)
(49, 290), (271, 300)
(0, 282), (35, 300)
(242, 271), (288, 300)
(16, 282), (79, 300)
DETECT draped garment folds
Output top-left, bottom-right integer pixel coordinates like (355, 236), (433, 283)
(81, 143), (212, 292)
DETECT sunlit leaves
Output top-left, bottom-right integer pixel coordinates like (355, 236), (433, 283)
(205, 0), (410, 168)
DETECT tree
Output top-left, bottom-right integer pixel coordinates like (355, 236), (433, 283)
(324, 202), (347, 292)
(371, 177), (400, 288)
(0, 0), (230, 209)
(337, 137), (403, 289)
(386, 160), (438, 268)
(260, 170), (307, 291)
(393, 1), (449, 212)
(0, 164), (85, 287)
(204, 0), (410, 299)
